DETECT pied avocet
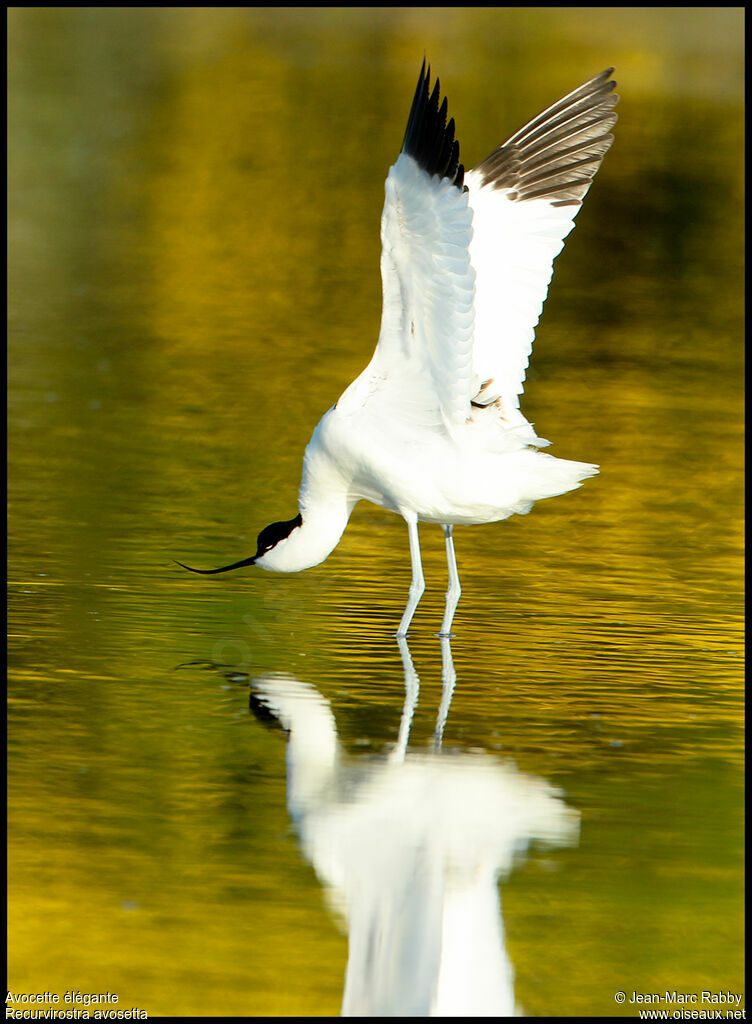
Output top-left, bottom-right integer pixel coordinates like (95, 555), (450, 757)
(179, 62), (618, 636)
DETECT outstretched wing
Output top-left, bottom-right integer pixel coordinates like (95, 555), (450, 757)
(465, 69), (618, 414)
(340, 62), (477, 434)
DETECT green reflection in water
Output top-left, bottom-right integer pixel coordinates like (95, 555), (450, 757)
(8, 7), (743, 1018)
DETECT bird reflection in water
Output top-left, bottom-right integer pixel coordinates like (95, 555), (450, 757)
(249, 638), (579, 1017)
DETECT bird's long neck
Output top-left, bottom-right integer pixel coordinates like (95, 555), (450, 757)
(267, 498), (353, 572)
(260, 435), (356, 573)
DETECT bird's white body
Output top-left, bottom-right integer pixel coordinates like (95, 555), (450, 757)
(186, 64), (618, 635)
(259, 398), (595, 575)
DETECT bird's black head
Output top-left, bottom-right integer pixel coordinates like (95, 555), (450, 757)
(253, 513), (304, 560)
(177, 513), (303, 575)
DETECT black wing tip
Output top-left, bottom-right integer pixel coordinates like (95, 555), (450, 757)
(401, 60), (465, 189)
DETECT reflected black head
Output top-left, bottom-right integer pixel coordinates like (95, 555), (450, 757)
(248, 690), (288, 733)
(176, 512), (302, 575)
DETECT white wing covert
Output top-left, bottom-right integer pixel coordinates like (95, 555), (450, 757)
(347, 63), (477, 435)
(465, 70), (618, 415)
(343, 65), (617, 438)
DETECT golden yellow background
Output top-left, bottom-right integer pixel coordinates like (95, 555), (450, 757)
(8, 8), (743, 1017)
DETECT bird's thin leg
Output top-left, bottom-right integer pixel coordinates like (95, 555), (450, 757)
(396, 518), (425, 637)
(439, 524), (461, 637)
